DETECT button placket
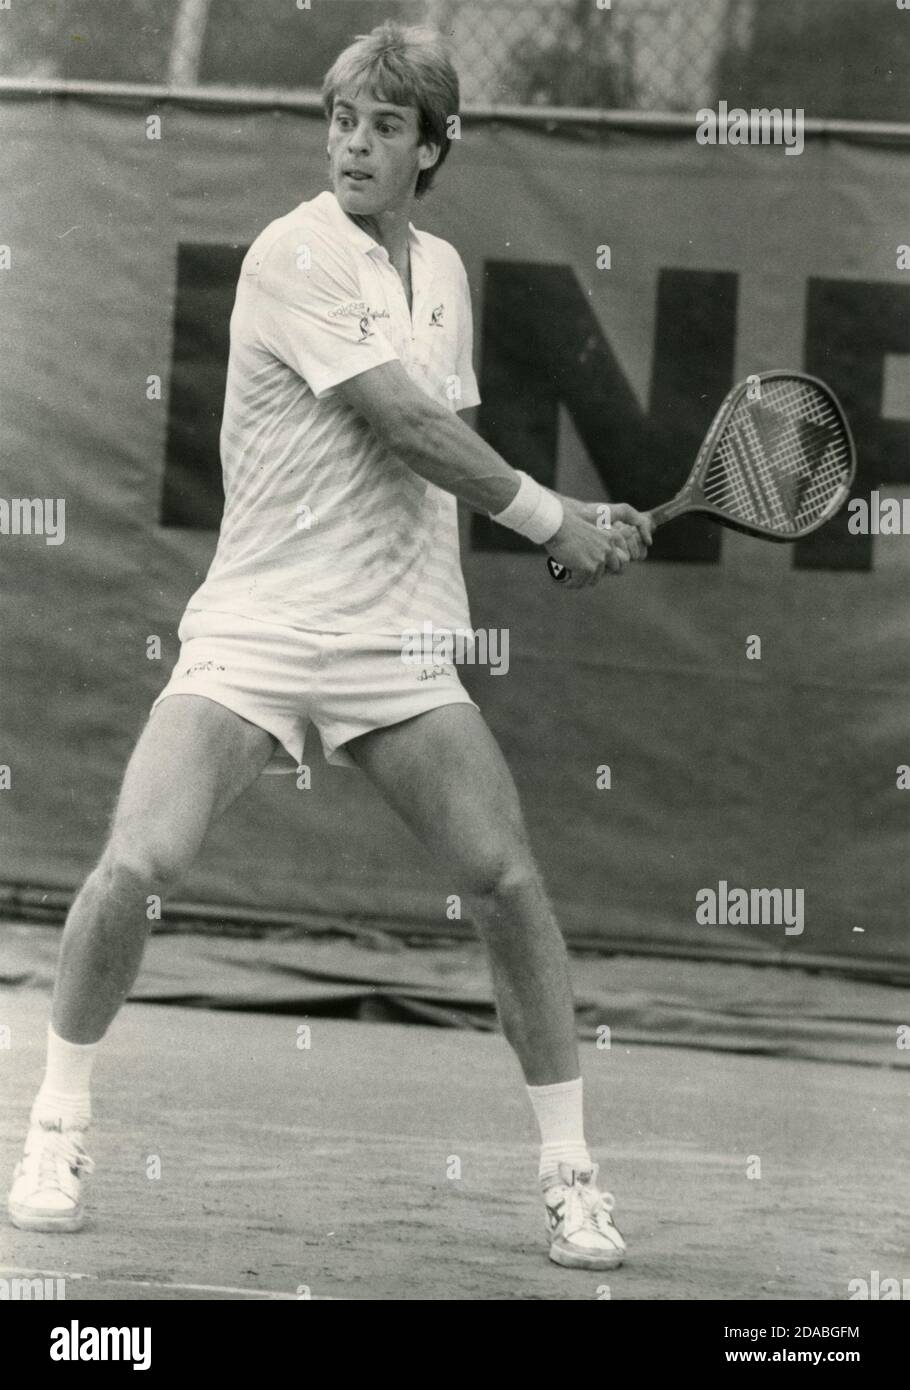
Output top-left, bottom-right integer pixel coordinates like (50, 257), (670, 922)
(382, 260), (413, 361)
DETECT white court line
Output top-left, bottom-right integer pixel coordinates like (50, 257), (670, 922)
(0, 1266), (335, 1300)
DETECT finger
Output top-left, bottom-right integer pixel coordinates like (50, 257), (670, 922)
(622, 529), (642, 561)
(618, 506), (652, 547)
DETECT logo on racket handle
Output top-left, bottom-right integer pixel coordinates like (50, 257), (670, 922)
(547, 557), (569, 583)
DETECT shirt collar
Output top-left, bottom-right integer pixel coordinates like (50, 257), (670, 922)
(317, 189), (425, 265)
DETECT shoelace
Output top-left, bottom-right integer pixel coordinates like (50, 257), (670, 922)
(33, 1129), (95, 1191)
(562, 1175), (617, 1238)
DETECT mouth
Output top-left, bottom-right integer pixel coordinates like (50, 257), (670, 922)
(341, 169), (373, 183)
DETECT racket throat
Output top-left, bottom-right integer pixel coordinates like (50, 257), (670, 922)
(648, 494), (690, 528)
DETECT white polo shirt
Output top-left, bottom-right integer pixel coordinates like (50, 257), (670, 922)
(184, 189), (481, 635)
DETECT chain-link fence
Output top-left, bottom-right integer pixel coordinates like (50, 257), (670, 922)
(1, 0), (907, 121)
(437, 0), (746, 111)
(0, 0), (748, 111)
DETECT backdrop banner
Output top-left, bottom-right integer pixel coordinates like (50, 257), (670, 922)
(1, 96), (907, 977)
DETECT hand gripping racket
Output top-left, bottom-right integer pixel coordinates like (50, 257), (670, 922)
(546, 371), (856, 582)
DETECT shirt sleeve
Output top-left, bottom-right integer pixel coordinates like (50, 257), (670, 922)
(454, 257), (481, 412)
(253, 225), (399, 399)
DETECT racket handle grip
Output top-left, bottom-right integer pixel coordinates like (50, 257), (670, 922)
(545, 506), (666, 583)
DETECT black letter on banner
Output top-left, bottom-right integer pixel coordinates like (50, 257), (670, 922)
(471, 264), (737, 561)
(161, 243), (245, 528)
(800, 279), (910, 570)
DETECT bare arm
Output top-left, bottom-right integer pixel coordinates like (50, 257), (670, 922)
(338, 359), (521, 515)
(337, 360), (652, 585)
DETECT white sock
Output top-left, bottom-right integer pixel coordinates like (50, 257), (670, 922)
(31, 1024), (99, 1130)
(526, 1076), (592, 1189)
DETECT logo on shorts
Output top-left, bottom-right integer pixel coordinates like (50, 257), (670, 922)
(183, 659), (226, 677)
(357, 315), (373, 342)
(401, 622), (510, 677)
(429, 303), (445, 328)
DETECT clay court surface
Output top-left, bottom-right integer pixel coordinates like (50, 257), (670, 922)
(2, 986), (906, 1302)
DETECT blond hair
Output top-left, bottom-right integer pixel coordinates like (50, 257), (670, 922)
(322, 21), (459, 198)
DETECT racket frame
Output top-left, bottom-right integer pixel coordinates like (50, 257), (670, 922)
(647, 370), (857, 541)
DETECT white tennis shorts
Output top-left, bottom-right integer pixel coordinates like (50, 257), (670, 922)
(150, 608), (479, 772)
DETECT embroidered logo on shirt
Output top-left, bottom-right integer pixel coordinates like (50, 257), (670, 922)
(328, 300), (391, 321)
(429, 303), (445, 328)
(357, 316), (373, 342)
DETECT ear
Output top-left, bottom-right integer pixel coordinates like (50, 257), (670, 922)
(418, 140), (441, 172)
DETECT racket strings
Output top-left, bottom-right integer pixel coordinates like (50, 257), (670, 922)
(702, 379), (851, 536)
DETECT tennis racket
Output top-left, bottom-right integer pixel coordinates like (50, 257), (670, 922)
(546, 371), (856, 583)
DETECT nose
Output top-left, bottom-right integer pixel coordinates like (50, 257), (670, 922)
(346, 120), (372, 155)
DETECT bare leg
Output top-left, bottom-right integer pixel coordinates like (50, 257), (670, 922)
(346, 704), (578, 1084)
(53, 696), (277, 1042)
(347, 705), (628, 1270)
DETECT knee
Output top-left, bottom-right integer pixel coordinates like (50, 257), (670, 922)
(462, 847), (540, 901)
(97, 838), (189, 897)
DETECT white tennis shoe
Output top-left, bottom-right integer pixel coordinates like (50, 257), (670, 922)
(543, 1163), (626, 1269)
(7, 1119), (95, 1233)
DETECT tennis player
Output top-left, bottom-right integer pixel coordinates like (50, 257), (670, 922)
(8, 22), (652, 1273)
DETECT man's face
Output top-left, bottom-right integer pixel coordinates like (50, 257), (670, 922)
(327, 87), (437, 215)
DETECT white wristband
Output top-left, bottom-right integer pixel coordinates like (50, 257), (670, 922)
(491, 471), (564, 545)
